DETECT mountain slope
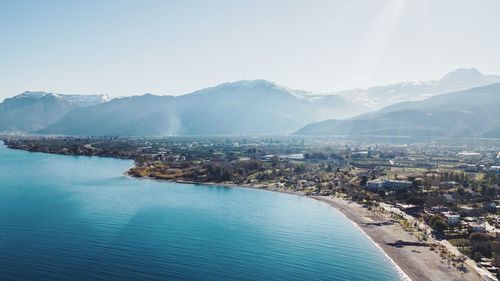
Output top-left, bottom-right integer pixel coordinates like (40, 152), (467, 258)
(295, 83), (500, 137)
(39, 80), (359, 136)
(0, 92), (108, 133)
(173, 80), (363, 135)
(38, 94), (176, 136)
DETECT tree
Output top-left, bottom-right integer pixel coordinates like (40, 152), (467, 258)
(473, 252), (483, 263)
(294, 164), (305, 173)
(271, 156), (279, 168)
(430, 215), (448, 235)
(360, 176), (368, 186)
(470, 233), (492, 258)
(377, 189), (386, 199)
(406, 196), (425, 207)
(326, 163), (333, 172)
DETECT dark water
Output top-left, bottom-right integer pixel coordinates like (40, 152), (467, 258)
(0, 144), (403, 280)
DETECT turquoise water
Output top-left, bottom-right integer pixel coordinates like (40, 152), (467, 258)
(0, 143), (403, 281)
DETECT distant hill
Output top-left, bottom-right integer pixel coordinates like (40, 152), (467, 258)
(39, 80), (361, 136)
(333, 68), (500, 111)
(0, 92), (108, 133)
(295, 83), (500, 138)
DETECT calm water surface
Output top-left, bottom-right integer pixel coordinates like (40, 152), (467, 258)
(0, 143), (403, 281)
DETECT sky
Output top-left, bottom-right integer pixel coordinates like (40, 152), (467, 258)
(1, 0), (500, 99)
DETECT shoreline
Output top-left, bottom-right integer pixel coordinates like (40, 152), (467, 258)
(1, 143), (484, 281)
(126, 174), (410, 280)
(311, 196), (484, 281)
(128, 173), (483, 281)
(311, 196), (411, 281)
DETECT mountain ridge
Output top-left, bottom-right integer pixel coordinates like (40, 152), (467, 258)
(332, 68), (500, 111)
(295, 82), (500, 138)
(38, 80), (360, 136)
(2, 68), (500, 136)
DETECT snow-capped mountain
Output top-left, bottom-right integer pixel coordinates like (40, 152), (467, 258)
(62, 94), (109, 107)
(0, 91), (108, 133)
(10, 91), (109, 107)
(333, 68), (500, 111)
(3, 68), (500, 136)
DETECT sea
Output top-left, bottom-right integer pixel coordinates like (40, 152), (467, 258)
(0, 143), (403, 281)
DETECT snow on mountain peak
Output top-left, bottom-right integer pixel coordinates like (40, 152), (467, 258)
(440, 68), (484, 83)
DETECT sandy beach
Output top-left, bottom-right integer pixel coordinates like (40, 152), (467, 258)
(313, 196), (485, 281)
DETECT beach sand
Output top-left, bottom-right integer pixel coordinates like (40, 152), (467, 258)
(313, 196), (484, 281)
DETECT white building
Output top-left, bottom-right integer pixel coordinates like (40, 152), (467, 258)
(366, 179), (412, 191)
(385, 180), (413, 190)
(443, 211), (460, 225)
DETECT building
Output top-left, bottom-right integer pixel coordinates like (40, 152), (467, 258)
(366, 179), (412, 191)
(439, 181), (458, 188)
(488, 166), (500, 174)
(366, 179), (385, 191)
(469, 222), (486, 233)
(443, 211), (460, 226)
(385, 180), (413, 190)
(430, 206), (448, 214)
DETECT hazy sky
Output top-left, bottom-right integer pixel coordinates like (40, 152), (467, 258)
(1, 0), (500, 99)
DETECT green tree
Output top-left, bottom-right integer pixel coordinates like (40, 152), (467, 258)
(430, 215), (448, 235)
(470, 233), (492, 258)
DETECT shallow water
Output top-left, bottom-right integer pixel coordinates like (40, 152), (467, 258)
(0, 143), (402, 280)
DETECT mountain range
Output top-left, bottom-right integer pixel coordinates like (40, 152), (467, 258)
(333, 68), (500, 111)
(295, 82), (500, 138)
(38, 80), (364, 136)
(1, 68), (499, 137)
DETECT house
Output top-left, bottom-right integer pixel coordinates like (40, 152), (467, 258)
(459, 205), (476, 216)
(488, 166), (500, 173)
(469, 222), (486, 233)
(439, 181), (458, 188)
(430, 206), (448, 213)
(442, 211), (460, 225)
(484, 202), (497, 213)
